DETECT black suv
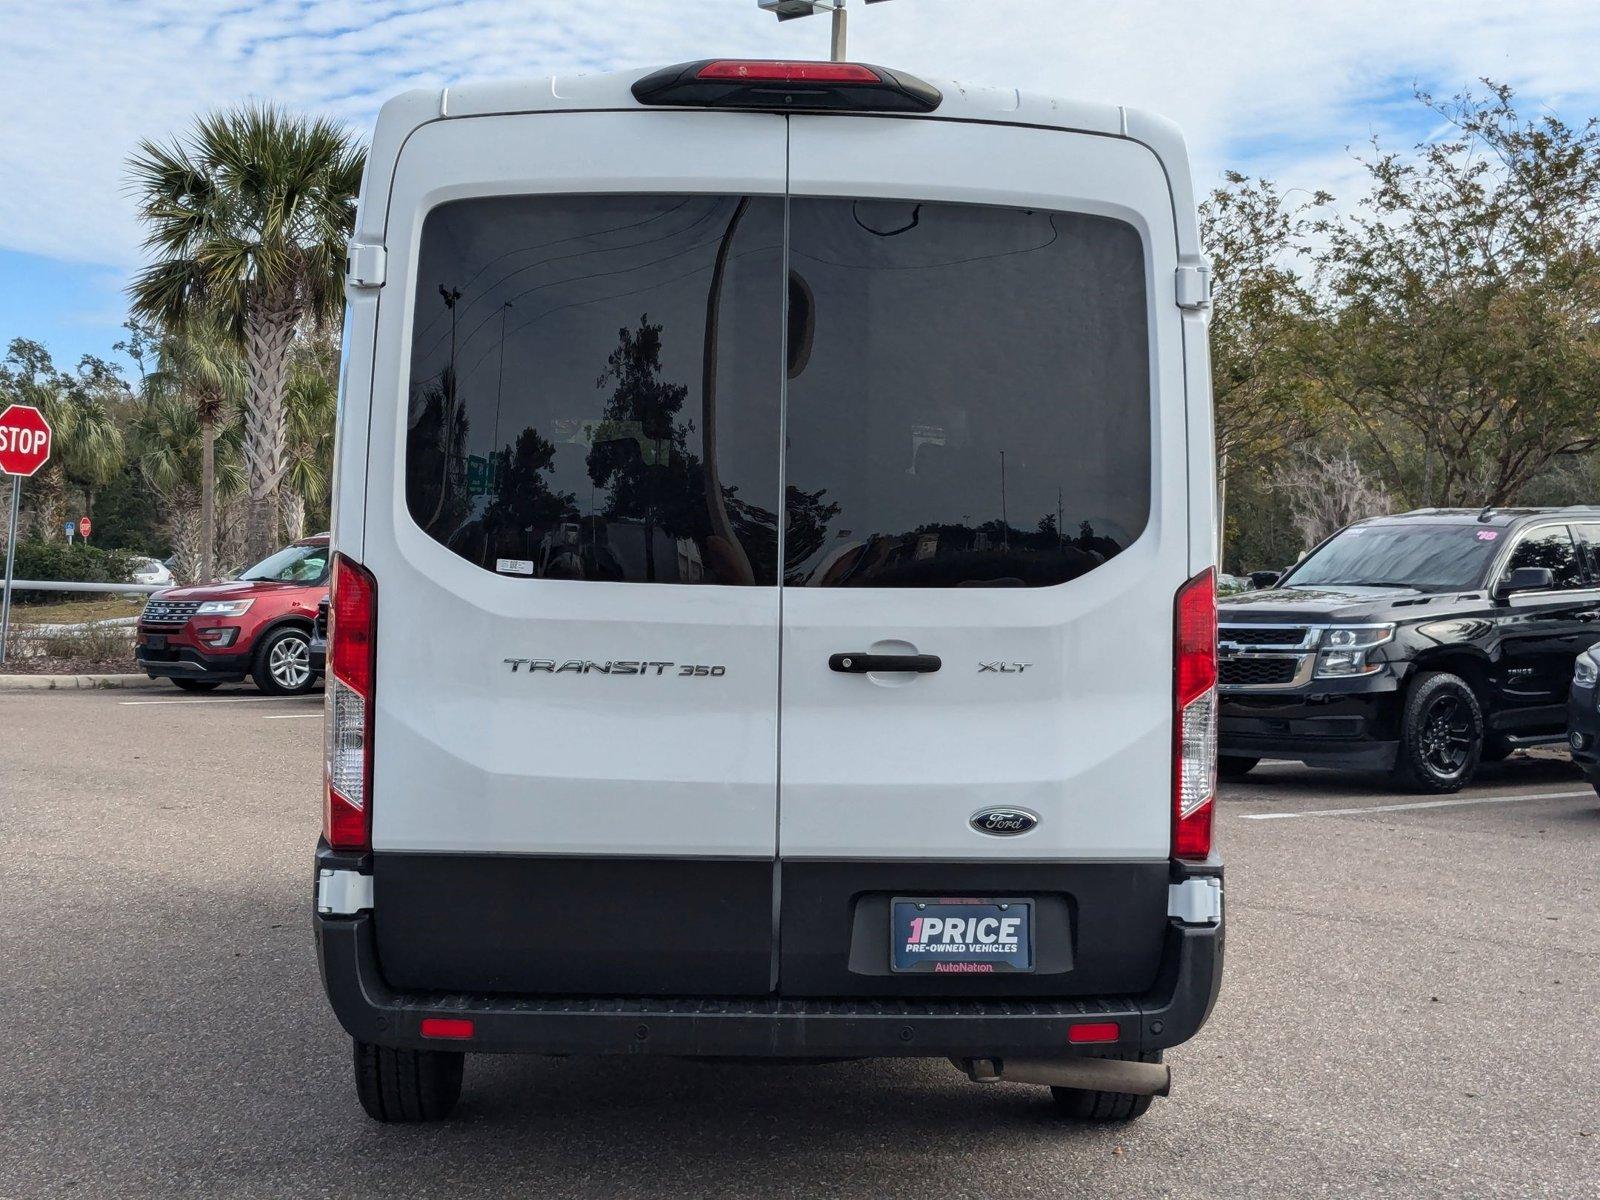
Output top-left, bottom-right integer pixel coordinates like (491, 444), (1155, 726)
(1220, 507), (1600, 792)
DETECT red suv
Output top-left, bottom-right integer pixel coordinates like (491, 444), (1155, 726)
(135, 536), (330, 695)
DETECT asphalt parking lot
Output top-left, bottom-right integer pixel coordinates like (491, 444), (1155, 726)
(3, 686), (1598, 1199)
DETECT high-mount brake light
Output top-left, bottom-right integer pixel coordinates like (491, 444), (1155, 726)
(632, 59), (941, 114)
(324, 553), (376, 851)
(1173, 568), (1218, 860)
(696, 60), (880, 83)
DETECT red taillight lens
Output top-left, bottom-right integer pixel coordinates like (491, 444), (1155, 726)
(325, 553), (376, 851)
(632, 59), (941, 114)
(696, 60), (881, 83)
(1067, 1021), (1121, 1045)
(420, 1017), (474, 1040)
(1173, 568), (1217, 860)
(330, 554), (375, 694)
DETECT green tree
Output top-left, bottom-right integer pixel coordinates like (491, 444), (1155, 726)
(1201, 174), (1328, 547)
(1313, 82), (1600, 505)
(0, 339), (128, 541)
(133, 391), (244, 582)
(127, 105), (363, 561)
(281, 334), (339, 540)
(141, 319), (245, 579)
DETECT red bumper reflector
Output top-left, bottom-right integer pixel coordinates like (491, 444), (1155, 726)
(420, 1017), (475, 1040)
(1067, 1021), (1120, 1045)
(697, 60), (880, 83)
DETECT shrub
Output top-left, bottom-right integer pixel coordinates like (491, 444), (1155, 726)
(12, 621), (135, 662)
(6, 539), (138, 604)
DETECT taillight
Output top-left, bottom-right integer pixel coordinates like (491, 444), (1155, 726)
(324, 553), (376, 851)
(1173, 568), (1217, 860)
(631, 59), (941, 113)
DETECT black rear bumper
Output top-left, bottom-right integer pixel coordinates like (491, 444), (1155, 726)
(315, 851), (1224, 1061)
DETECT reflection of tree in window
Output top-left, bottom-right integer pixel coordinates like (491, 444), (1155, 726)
(586, 315), (709, 583)
(407, 375), (472, 540)
(477, 427), (579, 569)
(1507, 529), (1583, 589)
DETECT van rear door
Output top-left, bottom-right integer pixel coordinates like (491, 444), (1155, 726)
(775, 117), (1192, 996)
(362, 112), (787, 995)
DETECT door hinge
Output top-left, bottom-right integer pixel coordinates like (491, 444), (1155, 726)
(317, 868), (374, 915)
(1167, 876), (1222, 925)
(346, 242), (386, 290)
(1175, 263), (1213, 310)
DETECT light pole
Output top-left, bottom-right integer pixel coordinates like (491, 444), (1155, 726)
(757, 0), (898, 62)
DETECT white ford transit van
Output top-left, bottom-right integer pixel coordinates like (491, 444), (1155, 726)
(316, 59), (1223, 1124)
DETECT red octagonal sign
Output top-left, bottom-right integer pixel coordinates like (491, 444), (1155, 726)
(0, 403), (52, 477)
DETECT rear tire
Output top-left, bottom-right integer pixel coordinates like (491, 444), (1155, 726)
(171, 678), (221, 693)
(1219, 755), (1260, 780)
(1049, 1050), (1162, 1123)
(1391, 671), (1482, 794)
(353, 1040), (464, 1122)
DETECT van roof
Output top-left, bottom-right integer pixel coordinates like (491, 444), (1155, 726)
(356, 64), (1201, 259)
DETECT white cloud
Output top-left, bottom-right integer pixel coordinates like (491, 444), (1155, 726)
(2, 0), (1598, 269)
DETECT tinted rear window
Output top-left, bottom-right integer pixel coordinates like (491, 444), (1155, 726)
(783, 200), (1150, 587)
(405, 194), (784, 584)
(404, 194), (1151, 589)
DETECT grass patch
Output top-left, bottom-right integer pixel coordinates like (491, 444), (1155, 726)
(8, 596), (145, 626)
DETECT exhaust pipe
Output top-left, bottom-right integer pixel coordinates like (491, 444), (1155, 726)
(951, 1056), (1171, 1096)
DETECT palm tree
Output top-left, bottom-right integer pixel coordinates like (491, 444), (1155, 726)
(1, 339), (126, 538)
(54, 387), (127, 525)
(146, 321), (245, 580)
(281, 353), (336, 540)
(134, 392), (244, 582)
(126, 105), (363, 562)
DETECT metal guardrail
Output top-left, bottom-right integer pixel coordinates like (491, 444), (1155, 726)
(7, 580), (166, 595)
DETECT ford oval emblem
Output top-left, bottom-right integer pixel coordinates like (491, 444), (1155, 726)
(969, 807), (1040, 837)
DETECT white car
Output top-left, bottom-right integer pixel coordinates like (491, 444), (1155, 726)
(314, 58), (1223, 1125)
(129, 556), (174, 587)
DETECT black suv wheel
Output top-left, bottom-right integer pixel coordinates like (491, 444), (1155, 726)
(1392, 671), (1483, 793)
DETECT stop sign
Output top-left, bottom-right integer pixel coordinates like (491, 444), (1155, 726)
(0, 404), (52, 477)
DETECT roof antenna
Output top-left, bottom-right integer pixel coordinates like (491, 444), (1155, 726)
(1476, 504), (1495, 523)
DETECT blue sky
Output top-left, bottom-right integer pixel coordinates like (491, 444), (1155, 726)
(4, 0), (1600, 376)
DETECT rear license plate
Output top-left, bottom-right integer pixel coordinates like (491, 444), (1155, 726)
(145, 634), (167, 650)
(890, 898), (1034, 974)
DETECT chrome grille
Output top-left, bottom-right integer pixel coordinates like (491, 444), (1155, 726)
(140, 599), (201, 626)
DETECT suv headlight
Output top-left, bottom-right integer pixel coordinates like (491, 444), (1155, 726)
(195, 599), (254, 616)
(1575, 654), (1599, 689)
(1315, 624), (1395, 679)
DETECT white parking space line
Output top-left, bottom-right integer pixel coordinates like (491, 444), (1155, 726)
(262, 713), (321, 720)
(1239, 789), (1593, 820)
(120, 697), (283, 707)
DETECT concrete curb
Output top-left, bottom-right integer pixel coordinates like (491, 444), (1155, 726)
(0, 673), (166, 692)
